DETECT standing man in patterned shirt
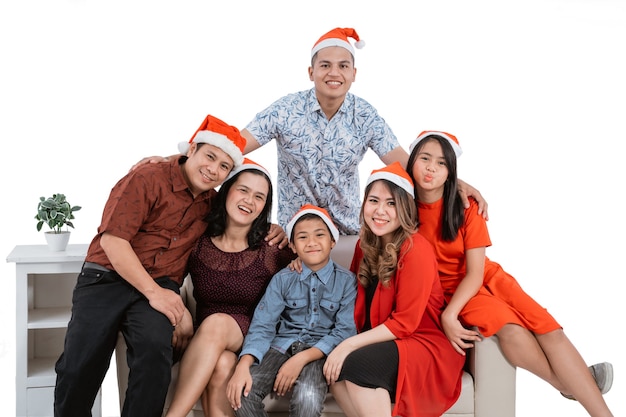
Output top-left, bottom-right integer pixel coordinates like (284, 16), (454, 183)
(242, 28), (406, 235)
(135, 28), (488, 234)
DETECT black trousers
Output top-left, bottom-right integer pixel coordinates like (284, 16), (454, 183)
(54, 264), (179, 417)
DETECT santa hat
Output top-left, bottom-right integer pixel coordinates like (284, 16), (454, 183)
(178, 114), (245, 167)
(286, 204), (340, 243)
(226, 157), (271, 181)
(311, 27), (365, 58)
(366, 162), (415, 198)
(409, 130), (463, 158)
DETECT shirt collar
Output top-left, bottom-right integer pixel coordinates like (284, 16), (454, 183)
(300, 258), (335, 284)
(307, 88), (350, 118)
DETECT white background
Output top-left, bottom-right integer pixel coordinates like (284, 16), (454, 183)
(1, 1), (624, 416)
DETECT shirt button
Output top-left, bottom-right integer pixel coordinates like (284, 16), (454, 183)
(312, 288), (316, 292)
(313, 308), (318, 312)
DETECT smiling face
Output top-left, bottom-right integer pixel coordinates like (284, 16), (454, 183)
(224, 171), (269, 228)
(410, 139), (449, 202)
(289, 216), (335, 272)
(182, 143), (234, 197)
(362, 181), (401, 244)
(309, 46), (356, 103)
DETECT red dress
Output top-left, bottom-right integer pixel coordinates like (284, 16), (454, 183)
(417, 198), (561, 337)
(188, 234), (296, 335)
(351, 233), (465, 417)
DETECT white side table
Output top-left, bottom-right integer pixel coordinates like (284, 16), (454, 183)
(7, 244), (101, 417)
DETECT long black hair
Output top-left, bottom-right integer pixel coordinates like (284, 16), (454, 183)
(204, 169), (273, 249)
(407, 135), (464, 241)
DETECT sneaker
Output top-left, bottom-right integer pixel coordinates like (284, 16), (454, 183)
(561, 362), (614, 400)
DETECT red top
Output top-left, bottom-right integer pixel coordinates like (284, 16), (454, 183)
(352, 233), (464, 417)
(86, 157), (216, 285)
(417, 198), (560, 336)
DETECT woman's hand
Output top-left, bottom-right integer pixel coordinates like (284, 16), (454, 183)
(323, 341), (353, 385)
(441, 312), (482, 355)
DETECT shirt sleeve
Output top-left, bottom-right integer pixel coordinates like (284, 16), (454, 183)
(463, 198), (492, 250)
(239, 272), (287, 364)
(98, 170), (154, 241)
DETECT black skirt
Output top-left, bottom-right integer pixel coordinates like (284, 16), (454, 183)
(337, 340), (399, 399)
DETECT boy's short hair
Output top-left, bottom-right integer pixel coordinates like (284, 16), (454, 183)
(286, 204), (339, 243)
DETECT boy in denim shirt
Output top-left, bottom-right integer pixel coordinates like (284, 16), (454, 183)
(227, 204), (357, 417)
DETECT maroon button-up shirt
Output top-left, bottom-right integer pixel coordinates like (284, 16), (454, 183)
(86, 156), (215, 285)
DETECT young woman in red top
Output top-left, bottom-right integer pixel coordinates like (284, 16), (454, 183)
(323, 162), (465, 417)
(407, 131), (614, 417)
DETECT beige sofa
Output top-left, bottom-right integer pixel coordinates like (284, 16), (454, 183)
(116, 235), (516, 417)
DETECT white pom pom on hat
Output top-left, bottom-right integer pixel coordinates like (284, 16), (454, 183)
(286, 204), (340, 243)
(311, 27), (365, 58)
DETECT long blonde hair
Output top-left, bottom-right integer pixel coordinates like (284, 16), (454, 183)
(358, 179), (417, 288)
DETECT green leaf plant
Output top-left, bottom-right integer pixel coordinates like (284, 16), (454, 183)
(35, 193), (82, 234)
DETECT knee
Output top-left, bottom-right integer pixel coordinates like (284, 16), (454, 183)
(127, 332), (172, 376)
(292, 379), (327, 415)
(497, 323), (526, 340)
(208, 351), (237, 390)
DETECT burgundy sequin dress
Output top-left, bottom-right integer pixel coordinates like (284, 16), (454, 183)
(188, 234), (296, 335)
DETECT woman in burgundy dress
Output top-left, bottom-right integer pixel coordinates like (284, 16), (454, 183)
(165, 159), (295, 417)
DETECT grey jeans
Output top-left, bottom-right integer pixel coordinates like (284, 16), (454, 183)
(235, 342), (328, 417)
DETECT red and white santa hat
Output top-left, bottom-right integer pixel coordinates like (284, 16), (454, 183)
(226, 157), (271, 181)
(311, 27), (365, 58)
(365, 161), (415, 198)
(409, 130), (463, 158)
(178, 114), (245, 167)
(286, 204), (340, 243)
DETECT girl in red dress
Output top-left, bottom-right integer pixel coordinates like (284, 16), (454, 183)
(407, 131), (614, 417)
(323, 162), (465, 417)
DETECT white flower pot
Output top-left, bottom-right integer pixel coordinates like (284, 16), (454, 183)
(44, 231), (71, 252)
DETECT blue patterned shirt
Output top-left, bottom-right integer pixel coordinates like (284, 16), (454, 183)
(246, 88), (400, 234)
(240, 259), (357, 364)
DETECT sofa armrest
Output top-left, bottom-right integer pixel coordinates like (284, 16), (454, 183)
(180, 274), (196, 317)
(469, 334), (516, 417)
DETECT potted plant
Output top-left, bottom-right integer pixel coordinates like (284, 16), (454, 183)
(35, 193), (82, 251)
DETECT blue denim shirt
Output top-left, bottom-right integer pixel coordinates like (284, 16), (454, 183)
(240, 258), (357, 364)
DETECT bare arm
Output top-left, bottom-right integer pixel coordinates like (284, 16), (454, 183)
(380, 146), (409, 169)
(100, 232), (185, 326)
(130, 154), (177, 171)
(440, 246), (484, 354)
(242, 128), (262, 154)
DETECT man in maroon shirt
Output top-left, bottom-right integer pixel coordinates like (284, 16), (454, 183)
(54, 115), (247, 417)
